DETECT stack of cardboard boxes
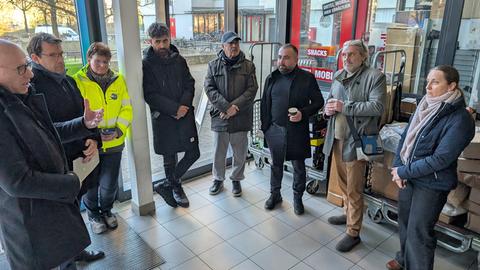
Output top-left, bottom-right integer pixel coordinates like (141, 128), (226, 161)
(457, 131), (480, 233)
(370, 151), (399, 201)
(385, 26), (421, 93)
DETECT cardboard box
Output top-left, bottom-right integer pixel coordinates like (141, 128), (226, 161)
(385, 27), (421, 93)
(466, 212), (480, 233)
(447, 182), (470, 208)
(458, 172), (480, 189)
(458, 158), (480, 173)
(470, 187), (480, 204)
(461, 132), (480, 159)
(462, 0), (480, 19)
(370, 152), (398, 201)
(464, 200), (480, 215)
(431, 0), (446, 20)
(400, 97), (417, 116)
(439, 213), (466, 224)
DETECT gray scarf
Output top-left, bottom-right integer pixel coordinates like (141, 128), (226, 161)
(400, 89), (462, 164)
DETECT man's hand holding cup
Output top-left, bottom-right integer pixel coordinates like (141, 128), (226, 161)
(325, 98), (343, 116)
(288, 107), (302, 122)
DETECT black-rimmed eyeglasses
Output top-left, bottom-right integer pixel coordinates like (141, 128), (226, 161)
(15, 60), (32, 75)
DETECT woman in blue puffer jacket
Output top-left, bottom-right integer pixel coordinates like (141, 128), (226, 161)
(386, 65), (475, 270)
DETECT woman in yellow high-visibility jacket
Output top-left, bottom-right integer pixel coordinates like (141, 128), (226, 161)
(73, 42), (133, 234)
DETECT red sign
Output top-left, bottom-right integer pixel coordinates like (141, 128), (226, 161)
(307, 48), (328, 58)
(299, 66), (334, 82)
(169, 18), (176, 39)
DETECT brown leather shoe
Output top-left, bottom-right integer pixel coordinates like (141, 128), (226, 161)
(386, 259), (403, 270)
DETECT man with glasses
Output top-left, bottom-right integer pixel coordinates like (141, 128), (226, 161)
(26, 33), (105, 263)
(0, 39), (103, 269)
(204, 31), (258, 196)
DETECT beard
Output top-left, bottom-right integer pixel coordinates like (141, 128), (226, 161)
(278, 65), (294, 74)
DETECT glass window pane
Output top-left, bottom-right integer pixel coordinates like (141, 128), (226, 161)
(454, 0), (480, 108)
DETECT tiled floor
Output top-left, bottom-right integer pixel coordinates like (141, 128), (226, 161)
(112, 163), (479, 270)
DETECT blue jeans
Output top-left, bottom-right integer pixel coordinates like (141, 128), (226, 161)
(395, 181), (448, 270)
(83, 151), (122, 218)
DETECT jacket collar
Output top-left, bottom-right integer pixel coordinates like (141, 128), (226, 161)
(32, 62), (66, 85)
(217, 50), (246, 69)
(270, 65), (300, 80)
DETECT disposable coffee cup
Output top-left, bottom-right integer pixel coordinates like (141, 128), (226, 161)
(288, 107), (298, 116)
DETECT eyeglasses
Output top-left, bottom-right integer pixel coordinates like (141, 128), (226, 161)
(41, 52), (64, 59)
(93, 59), (110, 66)
(15, 60), (33, 75)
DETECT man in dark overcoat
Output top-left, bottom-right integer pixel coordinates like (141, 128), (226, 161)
(143, 23), (199, 208)
(261, 44), (324, 215)
(28, 32), (105, 263)
(0, 40), (103, 270)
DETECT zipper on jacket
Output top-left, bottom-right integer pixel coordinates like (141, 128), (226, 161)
(434, 171), (438, 180)
(408, 103), (446, 164)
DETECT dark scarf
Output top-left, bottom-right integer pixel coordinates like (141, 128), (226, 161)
(221, 50), (240, 66)
(87, 67), (114, 92)
(32, 62), (66, 85)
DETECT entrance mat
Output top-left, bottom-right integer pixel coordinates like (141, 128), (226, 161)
(0, 216), (165, 270)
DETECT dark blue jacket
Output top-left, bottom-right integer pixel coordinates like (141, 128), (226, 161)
(393, 95), (475, 191)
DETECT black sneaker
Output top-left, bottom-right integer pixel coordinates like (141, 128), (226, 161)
(209, 180), (224, 195)
(335, 234), (361, 252)
(327, 214), (347, 225)
(293, 196), (304, 215)
(173, 186), (190, 208)
(232, 181), (242, 197)
(154, 180), (177, 208)
(264, 193), (282, 210)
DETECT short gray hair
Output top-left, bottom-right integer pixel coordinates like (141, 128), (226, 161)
(343, 39), (368, 59)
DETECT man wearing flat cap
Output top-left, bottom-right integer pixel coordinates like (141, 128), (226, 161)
(204, 31), (258, 197)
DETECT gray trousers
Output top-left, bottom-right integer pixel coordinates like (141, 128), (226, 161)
(212, 131), (248, 182)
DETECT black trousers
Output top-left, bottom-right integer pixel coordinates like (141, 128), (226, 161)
(265, 124), (307, 195)
(163, 145), (200, 187)
(395, 181), (448, 270)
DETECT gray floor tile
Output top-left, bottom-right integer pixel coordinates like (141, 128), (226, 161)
(234, 205), (272, 227)
(255, 195), (293, 213)
(250, 244), (299, 270)
(289, 262), (314, 270)
(303, 197), (335, 217)
(434, 247), (478, 270)
(163, 214), (204, 238)
(153, 204), (188, 224)
(304, 247), (354, 270)
(179, 227), (224, 255)
(299, 219), (343, 245)
(245, 168), (270, 185)
(214, 196), (251, 214)
(358, 221), (393, 249)
(349, 266), (365, 270)
(253, 216), (295, 242)
(241, 186), (270, 204)
(199, 242), (247, 270)
(156, 240), (195, 269)
(117, 208), (135, 220)
(207, 215), (249, 240)
(199, 187), (232, 203)
(274, 208), (316, 229)
(190, 204), (228, 225)
(277, 231), (321, 260)
(375, 234), (400, 258)
(140, 225), (176, 249)
(125, 214), (160, 234)
(184, 193), (212, 211)
(227, 229), (272, 257)
(231, 259), (263, 270)
(172, 256), (212, 270)
(356, 249), (391, 270)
